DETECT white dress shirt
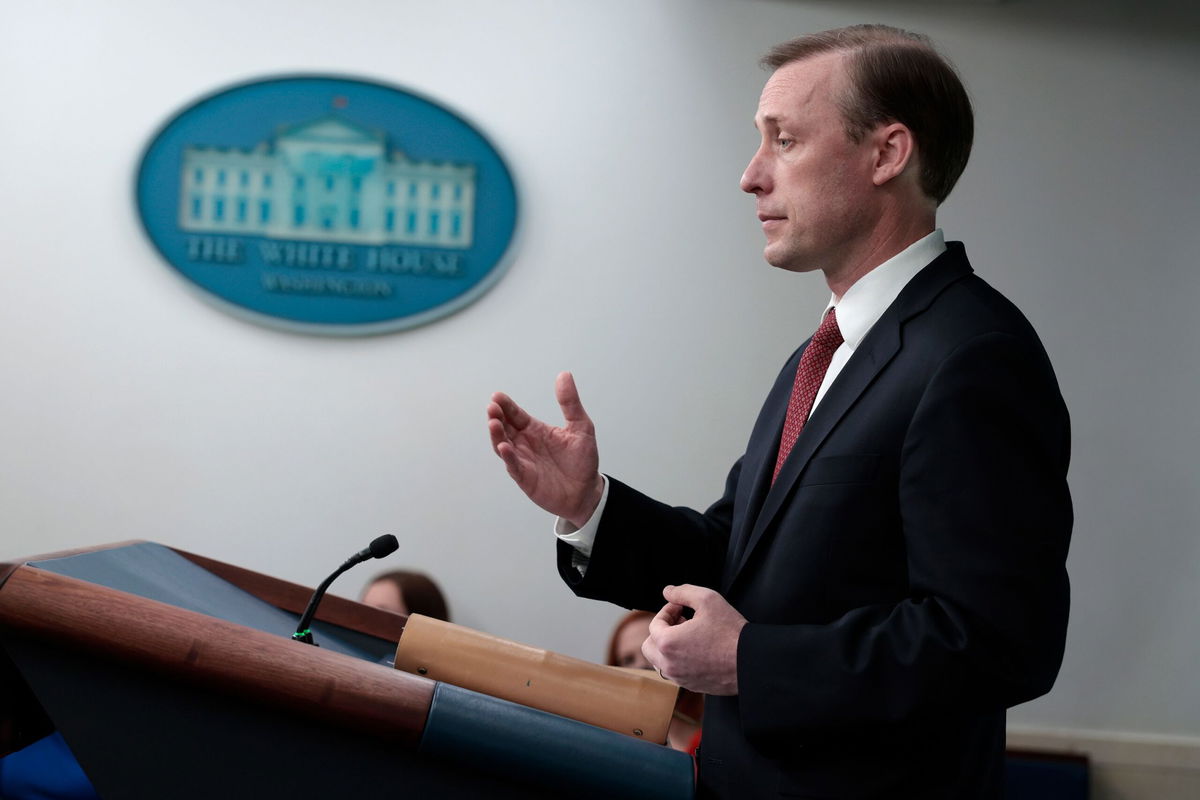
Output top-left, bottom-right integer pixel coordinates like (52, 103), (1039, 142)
(556, 229), (948, 564)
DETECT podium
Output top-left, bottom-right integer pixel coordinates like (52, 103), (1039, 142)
(0, 541), (694, 799)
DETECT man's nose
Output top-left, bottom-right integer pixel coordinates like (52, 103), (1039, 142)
(740, 148), (769, 195)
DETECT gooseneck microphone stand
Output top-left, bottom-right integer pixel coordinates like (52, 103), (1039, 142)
(293, 534), (399, 646)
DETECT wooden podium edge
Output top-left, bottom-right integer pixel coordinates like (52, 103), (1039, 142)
(397, 614), (679, 743)
(0, 564), (434, 745)
(0, 541), (409, 644)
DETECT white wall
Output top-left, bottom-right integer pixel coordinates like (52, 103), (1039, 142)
(2, 0), (1197, 740)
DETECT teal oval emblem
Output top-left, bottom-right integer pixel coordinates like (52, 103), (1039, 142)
(136, 76), (519, 335)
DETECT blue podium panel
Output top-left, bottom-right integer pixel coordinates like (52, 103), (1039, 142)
(29, 542), (374, 661)
(3, 632), (558, 799)
(0, 731), (100, 800)
(421, 683), (695, 800)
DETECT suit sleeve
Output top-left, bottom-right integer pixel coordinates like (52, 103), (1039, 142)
(557, 461), (741, 612)
(737, 331), (1072, 740)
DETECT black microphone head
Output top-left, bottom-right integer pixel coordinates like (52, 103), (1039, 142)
(368, 534), (399, 560)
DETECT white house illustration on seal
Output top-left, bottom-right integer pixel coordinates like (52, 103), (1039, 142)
(178, 116), (476, 248)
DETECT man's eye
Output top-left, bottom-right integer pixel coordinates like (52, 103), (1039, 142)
(777, 138), (794, 150)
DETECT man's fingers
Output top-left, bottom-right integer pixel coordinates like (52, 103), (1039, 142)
(486, 413), (527, 480)
(643, 607), (677, 679)
(486, 415), (509, 452)
(640, 634), (664, 673)
(555, 372), (593, 429)
(662, 583), (710, 610)
(490, 392), (532, 431)
(494, 440), (521, 476)
(650, 601), (686, 634)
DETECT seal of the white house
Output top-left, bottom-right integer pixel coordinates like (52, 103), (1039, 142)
(135, 76), (519, 335)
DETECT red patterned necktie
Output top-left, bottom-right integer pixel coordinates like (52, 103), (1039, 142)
(772, 308), (844, 483)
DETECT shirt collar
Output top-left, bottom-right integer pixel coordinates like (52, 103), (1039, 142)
(823, 229), (946, 349)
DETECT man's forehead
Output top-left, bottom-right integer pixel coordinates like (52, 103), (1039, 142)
(755, 51), (847, 123)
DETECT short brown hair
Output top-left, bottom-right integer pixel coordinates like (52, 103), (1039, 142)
(762, 25), (974, 205)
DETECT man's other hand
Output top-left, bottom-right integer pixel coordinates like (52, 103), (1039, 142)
(643, 584), (747, 696)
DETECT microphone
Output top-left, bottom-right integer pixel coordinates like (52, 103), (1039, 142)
(345, 534), (400, 568)
(293, 534), (398, 645)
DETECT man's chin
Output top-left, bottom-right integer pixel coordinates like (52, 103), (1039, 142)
(763, 248), (817, 274)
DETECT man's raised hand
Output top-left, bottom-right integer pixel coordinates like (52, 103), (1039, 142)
(487, 372), (605, 528)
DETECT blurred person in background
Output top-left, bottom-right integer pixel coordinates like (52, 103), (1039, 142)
(361, 570), (450, 621)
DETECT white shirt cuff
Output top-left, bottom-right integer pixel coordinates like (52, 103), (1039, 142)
(554, 474), (609, 560)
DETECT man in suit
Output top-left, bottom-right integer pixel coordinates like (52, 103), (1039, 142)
(487, 24), (1071, 798)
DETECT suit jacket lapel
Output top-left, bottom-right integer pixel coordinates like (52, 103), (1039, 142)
(728, 356), (796, 566)
(726, 244), (974, 588)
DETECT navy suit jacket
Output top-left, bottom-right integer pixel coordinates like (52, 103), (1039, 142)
(559, 243), (1072, 798)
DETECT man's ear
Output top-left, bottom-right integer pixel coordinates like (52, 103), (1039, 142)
(871, 122), (916, 187)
